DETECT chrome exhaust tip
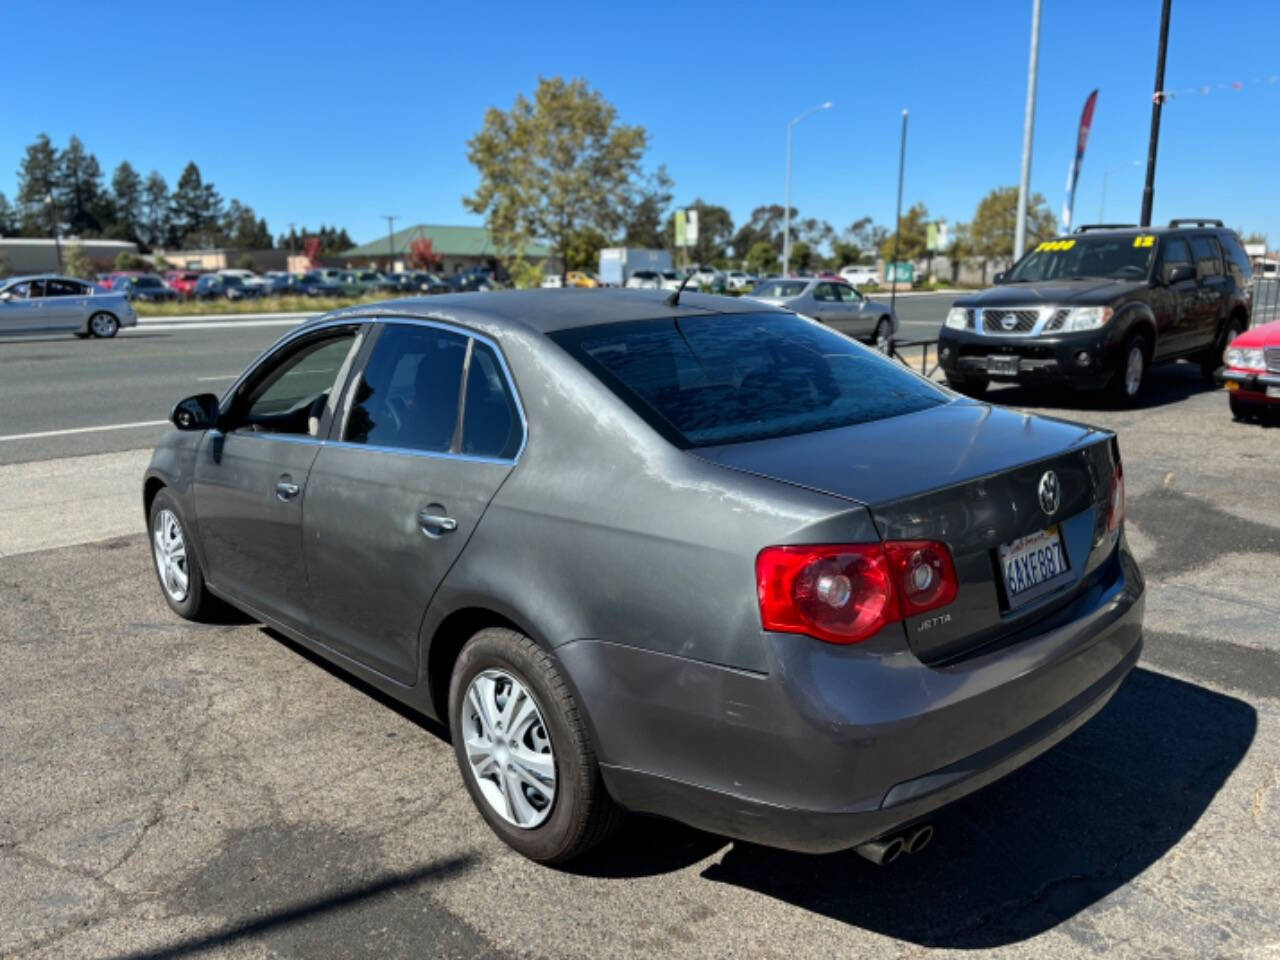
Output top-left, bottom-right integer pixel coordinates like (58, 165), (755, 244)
(905, 824), (934, 855)
(854, 834), (905, 866)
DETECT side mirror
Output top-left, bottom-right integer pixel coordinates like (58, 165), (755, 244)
(1165, 264), (1195, 284)
(171, 393), (220, 431)
(993, 271), (1007, 284)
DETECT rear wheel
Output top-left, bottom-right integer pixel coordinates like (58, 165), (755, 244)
(449, 627), (622, 863)
(1202, 315), (1246, 381)
(1108, 335), (1148, 405)
(873, 317), (893, 354)
(89, 311), (119, 338)
(946, 375), (988, 398)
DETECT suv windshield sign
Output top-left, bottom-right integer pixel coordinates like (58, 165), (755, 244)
(1007, 235), (1155, 283)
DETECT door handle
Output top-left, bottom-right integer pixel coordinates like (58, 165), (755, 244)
(276, 480), (301, 501)
(418, 508), (457, 537)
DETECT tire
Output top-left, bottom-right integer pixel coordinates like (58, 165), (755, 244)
(89, 311), (119, 338)
(1201, 315), (1246, 382)
(873, 317), (893, 354)
(946, 375), (988, 398)
(1108, 335), (1149, 405)
(1229, 395), (1252, 421)
(148, 489), (219, 621)
(449, 627), (622, 864)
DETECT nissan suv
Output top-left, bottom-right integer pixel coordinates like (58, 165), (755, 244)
(938, 220), (1253, 403)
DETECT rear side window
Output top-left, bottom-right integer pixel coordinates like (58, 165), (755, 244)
(344, 324), (466, 453)
(461, 342), (522, 459)
(552, 313), (948, 448)
(1190, 236), (1223, 278)
(1219, 233), (1253, 286)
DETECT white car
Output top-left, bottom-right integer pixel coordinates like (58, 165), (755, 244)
(838, 265), (882, 287)
(658, 270), (685, 292)
(624, 270), (663, 290)
(689, 266), (721, 288)
(540, 275), (563, 289)
(725, 270), (756, 291)
(217, 268), (267, 292)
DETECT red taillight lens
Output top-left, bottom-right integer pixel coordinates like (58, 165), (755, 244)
(1107, 461), (1125, 532)
(756, 540), (957, 645)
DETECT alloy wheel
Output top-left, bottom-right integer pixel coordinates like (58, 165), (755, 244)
(152, 508), (189, 602)
(875, 319), (893, 354)
(1124, 344), (1144, 397)
(461, 669), (557, 828)
(90, 312), (118, 337)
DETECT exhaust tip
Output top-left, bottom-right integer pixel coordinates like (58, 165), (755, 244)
(855, 834), (905, 866)
(905, 824), (934, 855)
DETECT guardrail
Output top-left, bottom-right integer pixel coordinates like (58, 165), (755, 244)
(887, 337), (941, 378)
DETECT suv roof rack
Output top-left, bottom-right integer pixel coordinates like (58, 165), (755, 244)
(1168, 218), (1224, 228)
(1072, 223), (1137, 233)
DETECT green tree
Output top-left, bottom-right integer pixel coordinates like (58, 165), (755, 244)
(665, 199), (733, 265)
(746, 240), (779, 276)
(564, 227), (608, 272)
(236, 252), (257, 270)
(847, 217), (888, 260)
(944, 222), (973, 284)
(622, 165), (673, 249)
(831, 240), (860, 268)
(0, 192), (16, 237)
(63, 243), (95, 279)
(114, 251), (150, 271)
(169, 162), (223, 248)
(222, 199), (272, 248)
(464, 76), (647, 279)
(55, 136), (112, 237)
(733, 205), (793, 260)
(16, 133), (59, 236)
(879, 203), (931, 263)
(968, 186), (1056, 265)
(141, 171), (170, 249)
(109, 161), (143, 243)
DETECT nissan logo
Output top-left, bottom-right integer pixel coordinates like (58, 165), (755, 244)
(1000, 313), (1018, 330)
(1038, 470), (1061, 516)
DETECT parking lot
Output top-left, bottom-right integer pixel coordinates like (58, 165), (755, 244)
(2, 311), (1279, 958)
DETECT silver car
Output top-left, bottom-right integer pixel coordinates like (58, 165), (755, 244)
(750, 277), (897, 350)
(0, 274), (137, 338)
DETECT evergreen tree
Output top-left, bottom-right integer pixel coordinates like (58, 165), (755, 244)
(55, 135), (110, 236)
(141, 171), (170, 249)
(109, 161), (143, 243)
(0, 192), (16, 237)
(16, 133), (59, 236)
(169, 162), (223, 248)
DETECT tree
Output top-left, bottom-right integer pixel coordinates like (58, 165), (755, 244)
(665, 200), (733, 265)
(879, 203), (932, 263)
(141, 171), (170, 249)
(943, 222), (973, 284)
(16, 133), (59, 236)
(746, 240), (779, 277)
(464, 76), (647, 279)
(221, 199), (272, 248)
(109, 162), (143, 243)
(732, 205), (793, 260)
(63, 244), (95, 279)
(55, 136), (111, 237)
(114, 251), (150, 271)
(565, 228), (608, 272)
(236, 253), (256, 271)
(968, 186), (1056, 265)
(169, 162), (223, 248)
(0, 193), (16, 237)
(847, 217), (888, 261)
(621, 166), (673, 249)
(408, 236), (442, 270)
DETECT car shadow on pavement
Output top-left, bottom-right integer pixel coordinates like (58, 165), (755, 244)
(698, 667), (1255, 948)
(984, 361), (1219, 413)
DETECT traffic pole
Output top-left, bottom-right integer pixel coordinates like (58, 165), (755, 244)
(1140, 0), (1172, 227)
(889, 109), (908, 319)
(1014, 0), (1042, 261)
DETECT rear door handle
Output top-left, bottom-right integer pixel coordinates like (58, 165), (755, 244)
(418, 508), (457, 537)
(276, 480), (301, 501)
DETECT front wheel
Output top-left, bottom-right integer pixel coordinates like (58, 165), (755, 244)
(149, 489), (220, 621)
(1108, 335), (1149, 405)
(873, 317), (893, 354)
(89, 311), (119, 338)
(449, 628), (622, 863)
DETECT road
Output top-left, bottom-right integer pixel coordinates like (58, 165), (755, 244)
(0, 294), (953, 466)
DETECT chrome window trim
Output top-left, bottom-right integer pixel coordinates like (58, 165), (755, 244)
(973, 306), (1060, 337)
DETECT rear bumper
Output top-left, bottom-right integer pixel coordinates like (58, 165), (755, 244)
(1215, 365), (1280, 404)
(938, 327), (1120, 390)
(561, 544), (1144, 854)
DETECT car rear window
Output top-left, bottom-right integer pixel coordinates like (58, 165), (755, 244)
(552, 313), (948, 448)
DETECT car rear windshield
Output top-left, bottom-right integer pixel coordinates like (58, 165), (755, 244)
(751, 280), (808, 298)
(551, 313), (948, 448)
(1006, 236), (1154, 282)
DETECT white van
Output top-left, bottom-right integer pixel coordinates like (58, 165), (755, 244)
(839, 264), (882, 287)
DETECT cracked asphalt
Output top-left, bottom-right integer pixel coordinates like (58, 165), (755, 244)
(1, 359), (1278, 958)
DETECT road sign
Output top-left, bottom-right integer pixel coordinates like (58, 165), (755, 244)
(887, 261), (915, 284)
(675, 211), (686, 248)
(685, 210), (699, 246)
(926, 223), (938, 252)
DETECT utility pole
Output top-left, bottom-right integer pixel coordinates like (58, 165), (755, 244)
(1014, 0), (1043, 262)
(1140, 0), (1172, 227)
(382, 215), (398, 273)
(889, 109), (908, 321)
(782, 101), (832, 275)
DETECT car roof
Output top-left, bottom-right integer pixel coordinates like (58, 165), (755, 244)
(308, 288), (782, 336)
(2, 274), (92, 285)
(1066, 222), (1236, 238)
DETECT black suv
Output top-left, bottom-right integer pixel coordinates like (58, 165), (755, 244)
(938, 220), (1252, 403)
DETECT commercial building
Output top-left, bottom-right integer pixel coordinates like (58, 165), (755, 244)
(0, 238), (139, 276)
(338, 225), (553, 275)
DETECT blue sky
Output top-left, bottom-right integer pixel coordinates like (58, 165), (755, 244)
(5, 0), (1278, 248)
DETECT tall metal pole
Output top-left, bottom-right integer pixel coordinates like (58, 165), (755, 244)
(382, 214), (398, 273)
(1140, 0), (1172, 227)
(781, 101), (832, 276)
(1014, 0), (1043, 262)
(889, 109), (908, 319)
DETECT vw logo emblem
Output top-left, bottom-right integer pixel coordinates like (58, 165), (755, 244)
(1000, 313), (1018, 330)
(1038, 470), (1061, 516)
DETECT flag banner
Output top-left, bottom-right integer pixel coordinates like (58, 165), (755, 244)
(1062, 89), (1099, 232)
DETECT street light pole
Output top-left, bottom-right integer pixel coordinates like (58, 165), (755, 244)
(782, 101), (832, 275)
(382, 215), (398, 273)
(1014, 0), (1043, 262)
(889, 109), (908, 320)
(1140, 0), (1173, 227)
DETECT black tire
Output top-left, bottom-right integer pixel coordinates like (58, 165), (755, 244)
(1108, 335), (1149, 406)
(1201, 315), (1246, 382)
(873, 317), (893, 354)
(449, 627), (622, 864)
(946, 375), (988, 398)
(88, 311), (119, 338)
(148, 489), (220, 621)
(1229, 395), (1252, 421)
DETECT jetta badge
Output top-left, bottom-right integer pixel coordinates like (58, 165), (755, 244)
(1038, 470), (1061, 516)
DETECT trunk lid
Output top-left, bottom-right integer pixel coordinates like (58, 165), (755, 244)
(696, 400), (1120, 662)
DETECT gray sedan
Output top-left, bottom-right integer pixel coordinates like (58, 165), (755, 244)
(144, 290), (1143, 865)
(749, 277), (898, 350)
(0, 274), (138, 338)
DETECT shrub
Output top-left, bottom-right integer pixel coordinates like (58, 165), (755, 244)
(236, 253), (257, 271)
(114, 251), (150, 271)
(64, 244), (96, 279)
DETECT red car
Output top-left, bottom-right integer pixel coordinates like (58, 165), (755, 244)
(165, 271), (202, 299)
(1217, 318), (1280, 419)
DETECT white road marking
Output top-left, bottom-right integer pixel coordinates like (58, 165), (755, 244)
(128, 318), (306, 332)
(136, 311), (317, 325)
(0, 420), (169, 443)
(196, 374), (238, 381)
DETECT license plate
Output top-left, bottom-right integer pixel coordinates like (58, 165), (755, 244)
(1267, 386), (1280, 399)
(998, 526), (1071, 609)
(988, 355), (1019, 376)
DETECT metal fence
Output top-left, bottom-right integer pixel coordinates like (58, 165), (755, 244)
(1252, 276), (1280, 326)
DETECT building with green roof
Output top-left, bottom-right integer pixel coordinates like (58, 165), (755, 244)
(339, 224), (553, 275)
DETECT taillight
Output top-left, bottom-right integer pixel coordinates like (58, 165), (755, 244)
(1107, 460), (1125, 532)
(756, 540), (958, 645)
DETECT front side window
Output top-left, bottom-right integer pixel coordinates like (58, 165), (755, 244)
(234, 332), (360, 436)
(553, 313), (948, 448)
(343, 324), (467, 453)
(836, 284), (861, 303)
